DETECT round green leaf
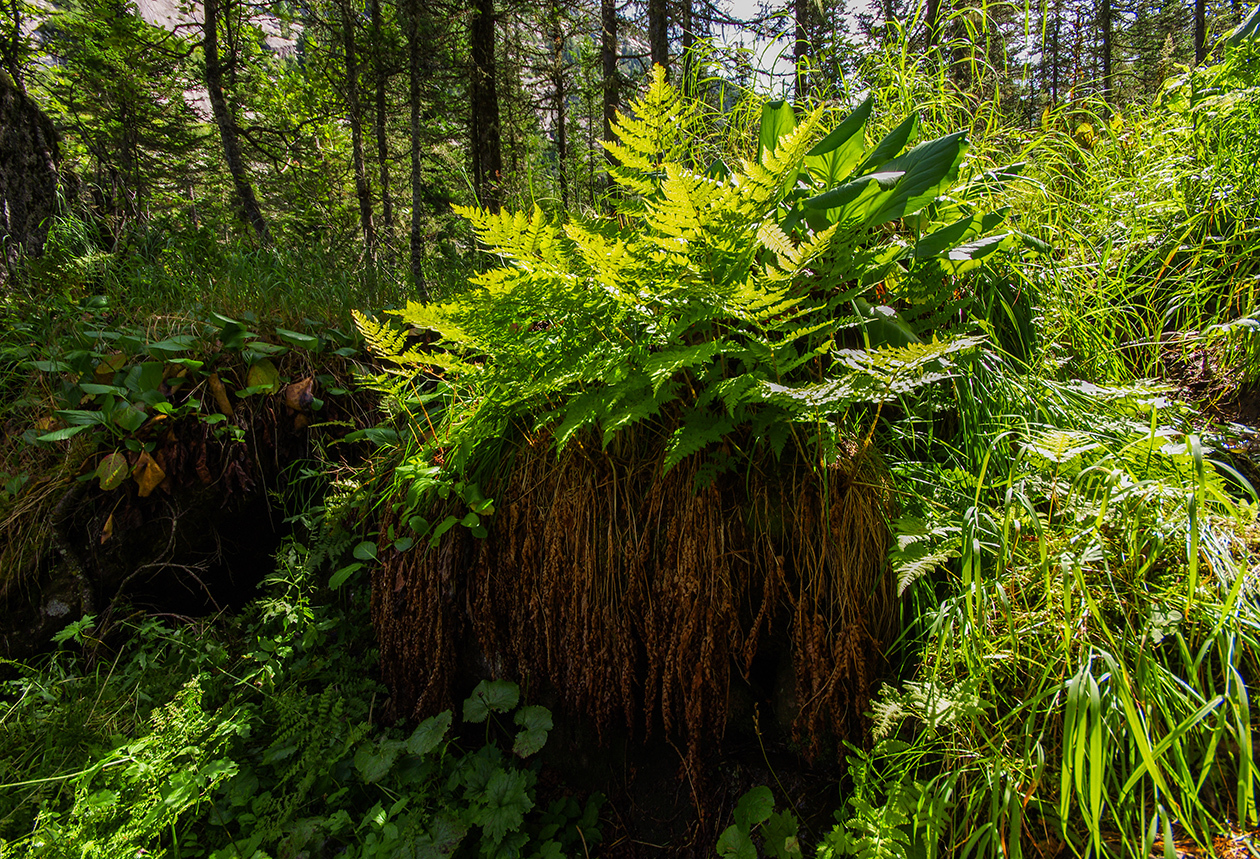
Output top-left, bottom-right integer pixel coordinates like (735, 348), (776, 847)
(246, 359), (281, 394)
(97, 452), (129, 490)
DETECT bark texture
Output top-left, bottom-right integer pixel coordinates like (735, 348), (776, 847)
(203, 0), (271, 246)
(0, 70), (60, 280)
(371, 0), (394, 237)
(405, 0), (430, 300)
(469, 0), (502, 212)
(340, 0), (376, 258)
(601, 0), (617, 144)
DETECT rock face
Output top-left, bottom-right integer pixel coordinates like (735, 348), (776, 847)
(0, 71), (60, 280)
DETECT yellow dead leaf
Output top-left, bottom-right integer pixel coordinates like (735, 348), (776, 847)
(100, 513), (114, 544)
(132, 451), (166, 498)
(208, 373), (234, 418)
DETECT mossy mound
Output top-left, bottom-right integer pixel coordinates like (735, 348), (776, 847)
(374, 430), (896, 766)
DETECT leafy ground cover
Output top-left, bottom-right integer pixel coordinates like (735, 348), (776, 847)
(2, 19), (1260, 859)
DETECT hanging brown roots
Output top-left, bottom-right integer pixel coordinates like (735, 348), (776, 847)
(373, 429), (896, 766)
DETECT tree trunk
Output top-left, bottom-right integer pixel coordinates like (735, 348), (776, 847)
(203, 0), (270, 246)
(794, 0), (810, 100)
(469, 0), (502, 211)
(370, 0), (393, 237)
(1100, 0), (1112, 111)
(601, 0), (617, 144)
(1194, 0), (1207, 64)
(0, 68), (60, 282)
(340, 0), (376, 260)
(405, 0), (430, 300)
(925, 0), (941, 49)
(648, 0), (667, 73)
(681, 0), (695, 96)
(1050, 0), (1060, 104)
(549, 4), (568, 208)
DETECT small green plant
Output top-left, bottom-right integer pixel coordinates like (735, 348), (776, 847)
(0, 531), (602, 859)
(717, 786), (804, 859)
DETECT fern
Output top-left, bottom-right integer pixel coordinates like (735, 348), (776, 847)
(663, 409), (735, 473)
(356, 73), (1032, 514)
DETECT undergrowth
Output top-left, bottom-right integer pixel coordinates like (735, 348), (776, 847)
(0, 516), (602, 858)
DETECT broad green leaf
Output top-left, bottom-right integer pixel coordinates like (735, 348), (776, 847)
(855, 113), (918, 174)
(475, 769), (532, 844)
(276, 327), (320, 351)
(867, 130), (969, 224)
(147, 335), (195, 355)
(1228, 2), (1260, 45)
(406, 710), (453, 756)
(79, 382), (127, 396)
(717, 824), (757, 859)
(37, 424), (94, 443)
(246, 359), (281, 394)
(354, 740), (404, 783)
(329, 562), (363, 589)
(803, 95), (874, 186)
(763, 810), (804, 859)
(124, 362), (165, 395)
(913, 209), (1010, 260)
(352, 541), (378, 561)
(733, 785), (774, 830)
(758, 100), (797, 165)
(112, 403), (147, 433)
(463, 679), (520, 722)
(97, 452), (129, 490)
(512, 705), (553, 757)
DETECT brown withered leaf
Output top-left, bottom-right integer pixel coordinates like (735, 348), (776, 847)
(207, 373), (234, 418)
(132, 451), (166, 498)
(94, 353), (127, 382)
(100, 513), (114, 544)
(282, 376), (315, 412)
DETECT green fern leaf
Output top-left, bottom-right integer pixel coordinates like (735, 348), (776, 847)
(644, 340), (728, 393)
(663, 409), (734, 473)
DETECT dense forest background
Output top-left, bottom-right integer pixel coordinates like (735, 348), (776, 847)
(0, 0), (1250, 272)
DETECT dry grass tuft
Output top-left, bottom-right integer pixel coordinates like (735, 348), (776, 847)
(374, 430), (896, 766)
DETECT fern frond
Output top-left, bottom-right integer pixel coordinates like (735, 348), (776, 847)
(662, 409), (734, 472)
(390, 300), (477, 346)
(644, 340), (728, 393)
(353, 310), (408, 359)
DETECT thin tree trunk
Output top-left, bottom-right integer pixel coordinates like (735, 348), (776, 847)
(549, 4), (568, 208)
(925, 0), (940, 49)
(1100, 0), (1112, 111)
(341, 0), (376, 260)
(469, 0), (502, 211)
(405, 0), (430, 300)
(204, 0), (270, 246)
(794, 0), (809, 100)
(681, 0), (695, 97)
(648, 0), (667, 73)
(370, 0), (393, 237)
(1050, 0), (1060, 103)
(601, 0), (617, 144)
(1194, 0), (1206, 63)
